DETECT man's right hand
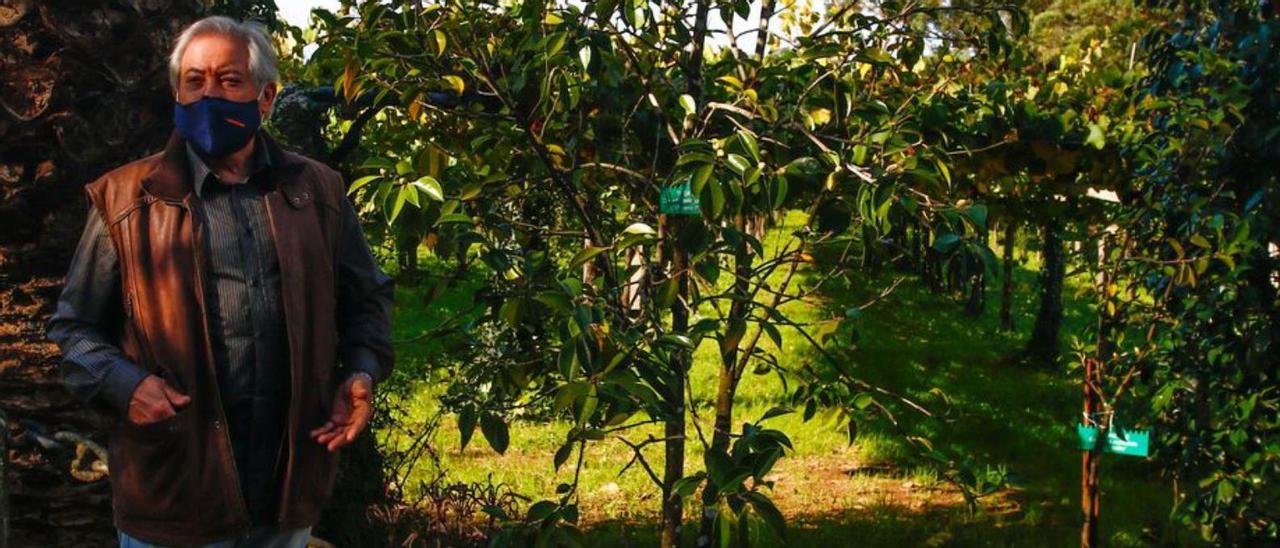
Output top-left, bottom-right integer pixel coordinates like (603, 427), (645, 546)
(127, 375), (192, 425)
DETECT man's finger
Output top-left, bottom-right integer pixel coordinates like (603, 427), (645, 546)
(327, 431), (351, 452)
(139, 400), (177, 425)
(316, 432), (338, 447)
(162, 383), (192, 408)
(309, 421), (336, 438)
(346, 409), (372, 443)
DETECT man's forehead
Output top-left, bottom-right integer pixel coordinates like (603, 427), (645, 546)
(180, 34), (250, 69)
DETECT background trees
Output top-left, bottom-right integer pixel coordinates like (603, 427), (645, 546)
(1, 0), (1276, 546)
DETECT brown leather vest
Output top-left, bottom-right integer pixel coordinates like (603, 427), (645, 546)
(85, 133), (346, 545)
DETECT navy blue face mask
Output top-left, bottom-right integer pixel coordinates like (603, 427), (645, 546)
(173, 95), (263, 158)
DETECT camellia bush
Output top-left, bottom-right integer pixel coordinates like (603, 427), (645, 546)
(292, 0), (1022, 545)
(280, 0), (1276, 545)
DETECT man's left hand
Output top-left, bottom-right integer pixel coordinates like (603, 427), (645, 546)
(309, 372), (374, 452)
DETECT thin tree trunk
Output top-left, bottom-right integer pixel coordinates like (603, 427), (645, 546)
(661, 216), (690, 548)
(964, 224), (989, 316)
(1081, 356), (1101, 548)
(1027, 220), (1065, 366)
(1000, 221), (1017, 331)
(665, 0), (711, 544)
(1081, 244), (1118, 548)
(699, 212), (751, 545)
(695, 0), (775, 542)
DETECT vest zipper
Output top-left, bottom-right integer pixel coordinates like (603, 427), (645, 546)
(187, 198), (252, 529)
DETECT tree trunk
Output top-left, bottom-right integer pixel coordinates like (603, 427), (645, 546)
(1081, 359), (1101, 548)
(1081, 246), (1119, 548)
(0, 3), (203, 544)
(666, 0), (711, 543)
(1026, 220), (1065, 366)
(1000, 221), (1017, 331)
(964, 224), (989, 316)
(1, 409), (8, 548)
(660, 216), (690, 548)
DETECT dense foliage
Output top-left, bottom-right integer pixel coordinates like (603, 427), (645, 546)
(273, 0), (1276, 544)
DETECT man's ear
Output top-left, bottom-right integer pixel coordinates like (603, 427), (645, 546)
(258, 82), (278, 118)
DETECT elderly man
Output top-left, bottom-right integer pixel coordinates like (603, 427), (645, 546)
(44, 16), (394, 547)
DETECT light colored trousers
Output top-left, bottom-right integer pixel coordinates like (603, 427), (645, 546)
(117, 526), (312, 548)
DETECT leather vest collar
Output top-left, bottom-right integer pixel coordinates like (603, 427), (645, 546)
(140, 132), (311, 208)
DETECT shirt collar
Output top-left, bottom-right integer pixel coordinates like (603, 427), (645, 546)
(186, 132), (274, 197)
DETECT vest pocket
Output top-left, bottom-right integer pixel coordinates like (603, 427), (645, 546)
(124, 406), (188, 442)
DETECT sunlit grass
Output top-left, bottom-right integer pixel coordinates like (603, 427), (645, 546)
(376, 212), (1195, 546)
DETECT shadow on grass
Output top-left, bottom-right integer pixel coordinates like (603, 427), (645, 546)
(773, 249), (1197, 547)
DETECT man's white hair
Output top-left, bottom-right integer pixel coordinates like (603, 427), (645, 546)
(168, 16), (279, 91)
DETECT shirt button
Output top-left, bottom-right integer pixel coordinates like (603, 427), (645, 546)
(213, 420), (223, 430)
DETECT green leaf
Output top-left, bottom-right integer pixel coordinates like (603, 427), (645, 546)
(569, 246), (609, 269)
(704, 449), (735, 486)
(389, 185), (409, 222)
(656, 334), (694, 348)
(402, 183), (420, 207)
(1086, 124), (1106, 150)
(702, 179), (725, 218)
(577, 384), (598, 426)
(432, 29), (447, 55)
(499, 298), (522, 326)
(623, 222), (656, 235)
(546, 31), (568, 57)
(554, 382), (589, 413)
(435, 213), (473, 226)
(852, 145), (869, 166)
(480, 413), (510, 454)
(726, 153), (751, 175)
(679, 94), (697, 116)
(933, 233), (961, 253)
(745, 491), (787, 539)
(534, 291), (573, 313)
(578, 45), (592, 69)
(852, 392), (875, 410)
(443, 74), (466, 95)
(348, 175), (380, 195)
(412, 176), (444, 202)
(692, 164), (715, 195)
(554, 442), (574, 471)
(677, 151), (715, 167)
(527, 500), (558, 522)
(458, 407), (478, 450)
(966, 204), (988, 230)
(655, 277), (679, 308)
(671, 472), (706, 499)
(761, 321), (783, 349)
(737, 130), (760, 162)
(759, 406), (793, 422)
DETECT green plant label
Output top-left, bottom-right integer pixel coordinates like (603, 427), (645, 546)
(1076, 425), (1150, 457)
(660, 179), (701, 216)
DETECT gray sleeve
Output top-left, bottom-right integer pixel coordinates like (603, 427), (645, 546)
(334, 193), (395, 388)
(44, 203), (149, 417)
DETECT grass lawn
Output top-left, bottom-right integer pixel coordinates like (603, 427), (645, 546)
(376, 212), (1195, 547)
